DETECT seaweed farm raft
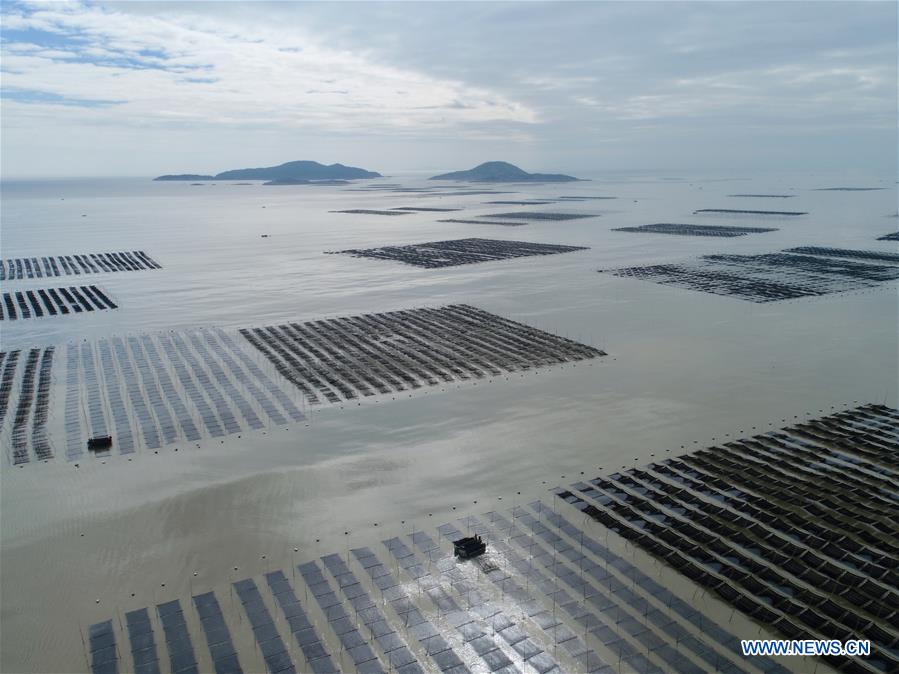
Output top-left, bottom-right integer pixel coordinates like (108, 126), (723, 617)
(783, 246), (899, 264)
(0, 348), (55, 465)
(612, 223), (778, 238)
(693, 208), (807, 216)
(814, 187), (886, 191)
(877, 232), (899, 241)
(727, 194), (795, 198)
(88, 494), (791, 674)
(329, 209), (413, 216)
(329, 238), (588, 268)
(437, 218), (528, 227)
(483, 211), (598, 221)
(389, 206), (461, 212)
(0, 251), (161, 280)
(602, 248), (899, 302)
(555, 403), (899, 674)
(240, 304), (605, 405)
(56, 328), (304, 464)
(1, 285), (117, 320)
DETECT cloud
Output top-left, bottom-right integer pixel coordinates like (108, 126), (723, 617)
(0, 0), (894, 176)
(0, 1), (538, 133)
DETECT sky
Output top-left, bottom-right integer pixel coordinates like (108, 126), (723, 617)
(1, 1), (896, 178)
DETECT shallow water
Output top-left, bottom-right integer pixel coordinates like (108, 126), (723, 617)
(0, 172), (896, 673)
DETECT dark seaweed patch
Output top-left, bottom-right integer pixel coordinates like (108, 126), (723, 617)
(390, 207), (461, 212)
(603, 251), (899, 302)
(329, 237), (588, 268)
(783, 246), (899, 264)
(436, 219), (528, 227)
(241, 304), (604, 406)
(483, 211), (598, 221)
(0, 285), (116, 320)
(0, 251), (160, 281)
(330, 209), (412, 216)
(613, 223), (777, 237)
(814, 187), (885, 191)
(693, 209), (807, 216)
(558, 403), (899, 674)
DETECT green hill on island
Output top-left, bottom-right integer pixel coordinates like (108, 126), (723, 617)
(429, 161), (580, 182)
(155, 160), (381, 182)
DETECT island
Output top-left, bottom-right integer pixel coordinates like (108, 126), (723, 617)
(154, 160), (381, 182)
(429, 161), (581, 182)
(155, 174), (215, 181)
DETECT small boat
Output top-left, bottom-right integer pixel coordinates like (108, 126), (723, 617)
(87, 435), (113, 451)
(453, 535), (486, 559)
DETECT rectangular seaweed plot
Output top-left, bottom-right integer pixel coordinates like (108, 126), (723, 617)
(783, 246), (899, 264)
(0, 347), (56, 465)
(556, 403), (899, 674)
(613, 223), (778, 237)
(727, 194), (794, 198)
(192, 592), (243, 674)
(483, 211), (597, 221)
(56, 329), (303, 463)
(604, 252), (899, 302)
(0, 285), (116, 320)
(329, 209), (412, 216)
(331, 237), (588, 268)
(877, 232), (899, 241)
(240, 304), (605, 406)
(693, 208), (807, 216)
(0, 251), (160, 281)
(436, 219), (528, 227)
(814, 186), (885, 191)
(390, 207), (461, 212)
(88, 620), (119, 674)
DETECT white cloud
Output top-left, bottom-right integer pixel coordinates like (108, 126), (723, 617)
(1, 0), (894, 176)
(1, 2), (538, 133)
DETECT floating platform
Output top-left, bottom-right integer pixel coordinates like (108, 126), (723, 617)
(240, 304), (605, 406)
(602, 249), (899, 302)
(0, 251), (161, 281)
(329, 237), (589, 268)
(557, 403), (899, 674)
(0, 285), (117, 320)
(612, 223), (778, 238)
(693, 208), (807, 216)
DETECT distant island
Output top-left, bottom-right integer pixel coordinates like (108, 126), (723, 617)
(429, 161), (581, 182)
(156, 174), (215, 181)
(155, 160), (381, 182)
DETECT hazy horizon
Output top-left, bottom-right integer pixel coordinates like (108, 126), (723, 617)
(2, 1), (896, 179)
